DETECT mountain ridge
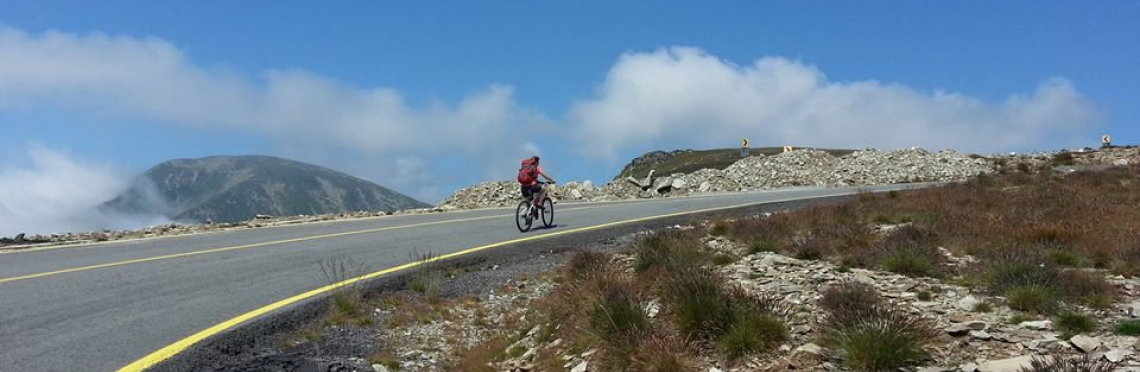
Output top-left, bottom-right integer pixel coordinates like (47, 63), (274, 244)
(102, 155), (429, 223)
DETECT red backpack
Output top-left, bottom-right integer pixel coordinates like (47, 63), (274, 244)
(518, 158), (538, 184)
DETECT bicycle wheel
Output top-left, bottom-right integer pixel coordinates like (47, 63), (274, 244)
(540, 198), (554, 227)
(515, 201), (533, 232)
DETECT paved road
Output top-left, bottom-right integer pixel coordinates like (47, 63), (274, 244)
(0, 184), (922, 372)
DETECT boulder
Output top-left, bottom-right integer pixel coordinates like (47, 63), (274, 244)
(977, 355), (1036, 372)
(1070, 335), (1101, 353)
(957, 295), (982, 311)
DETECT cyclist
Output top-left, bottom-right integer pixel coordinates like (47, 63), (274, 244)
(518, 156), (557, 211)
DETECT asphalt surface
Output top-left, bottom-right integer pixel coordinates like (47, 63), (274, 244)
(0, 184), (924, 372)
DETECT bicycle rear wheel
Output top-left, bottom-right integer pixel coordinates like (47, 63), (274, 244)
(515, 201), (533, 232)
(540, 198), (554, 227)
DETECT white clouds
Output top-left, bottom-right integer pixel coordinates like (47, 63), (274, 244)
(0, 27), (547, 158)
(570, 47), (1102, 158)
(0, 145), (169, 236)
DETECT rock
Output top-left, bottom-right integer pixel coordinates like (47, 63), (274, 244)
(946, 325), (971, 337)
(709, 368), (724, 372)
(970, 330), (993, 341)
(571, 361), (588, 372)
(1070, 335), (1101, 353)
(959, 362), (979, 372)
(698, 181), (711, 192)
(967, 321), (988, 330)
(570, 189), (583, 199)
(372, 364), (389, 372)
(957, 295), (982, 312)
(918, 367), (953, 372)
(794, 343), (824, 356)
(1104, 348), (1133, 363)
(645, 299), (661, 318)
(671, 177), (687, 190)
(654, 177), (674, 193)
(1128, 301), (1140, 317)
(1019, 320), (1053, 330)
(1114, 159), (1130, 166)
(977, 355), (1036, 372)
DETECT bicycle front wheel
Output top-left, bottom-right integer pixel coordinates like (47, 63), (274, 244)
(515, 201), (533, 232)
(541, 198), (554, 227)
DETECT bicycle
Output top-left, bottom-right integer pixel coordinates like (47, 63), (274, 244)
(515, 181), (554, 232)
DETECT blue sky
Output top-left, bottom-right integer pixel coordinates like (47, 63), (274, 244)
(1, 1), (1137, 233)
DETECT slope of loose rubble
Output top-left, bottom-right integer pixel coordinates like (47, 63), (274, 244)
(439, 148), (997, 209)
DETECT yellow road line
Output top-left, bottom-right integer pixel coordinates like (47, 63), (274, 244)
(0, 204), (620, 284)
(115, 190), (871, 372)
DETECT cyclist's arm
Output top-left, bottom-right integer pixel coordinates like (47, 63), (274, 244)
(538, 171), (556, 183)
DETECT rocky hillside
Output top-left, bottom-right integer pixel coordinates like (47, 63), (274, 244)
(614, 147), (857, 181)
(439, 147), (994, 209)
(102, 156), (430, 223)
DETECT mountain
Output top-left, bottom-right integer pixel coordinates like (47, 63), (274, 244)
(613, 147), (858, 181)
(102, 155), (430, 223)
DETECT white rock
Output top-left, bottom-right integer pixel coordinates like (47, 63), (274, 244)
(957, 295), (982, 311)
(1104, 348), (1133, 363)
(645, 299), (661, 318)
(372, 364), (389, 372)
(1128, 301), (1140, 317)
(1070, 335), (1101, 353)
(570, 189), (583, 199)
(795, 343), (824, 356)
(1019, 320), (1053, 330)
(671, 177), (687, 189)
(1114, 159), (1130, 166)
(698, 181), (711, 192)
(710, 368), (724, 372)
(969, 330), (993, 340)
(977, 355), (1036, 372)
(571, 361), (588, 372)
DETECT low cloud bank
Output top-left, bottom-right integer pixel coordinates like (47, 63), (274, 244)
(570, 47), (1102, 158)
(0, 145), (170, 237)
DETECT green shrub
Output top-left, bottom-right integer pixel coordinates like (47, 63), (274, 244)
(630, 337), (695, 372)
(981, 249), (1064, 313)
(1055, 311), (1097, 337)
(1059, 270), (1117, 309)
(715, 311), (787, 360)
(711, 252), (740, 266)
(662, 266), (787, 355)
(565, 250), (613, 282)
(1045, 248), (1085, 267)
(788, 235), (826, 260)
(915, 291), (933, 301)
(709, 221), (730, 236)
(818, 281), (882, 317)
(1115, 320), (1140, 336)
(746, 240), (780, 255)
(663, 267), (735, 339)
(1021, 354), (1115, 372)
(588, 284), (651, 341)
(819, 303), (937, 371)
(1006, 285), (1062, 314)
(878, 245), (940, 278)
(633, 230), (706, 273)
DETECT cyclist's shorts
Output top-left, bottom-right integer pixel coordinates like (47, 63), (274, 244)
(521, 184), (543, 200)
